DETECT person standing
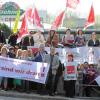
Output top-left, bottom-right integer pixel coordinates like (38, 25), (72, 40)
(13, 49), (22, 91)
(33, 30), (45, 47)
(46, 30), (59, 48)
(88, 32), (100, 47)
(62, 29), (75, 48)
(20, 50), (30, 93)
(63, 53), (78, 97)
(34, 44), (47, 94)
(0, 46), (8, 90)
(8, 34), (18, 46)
(75, 29), (86, 47)
(0, 30), (6, 44)
(44, 47), (59, 96)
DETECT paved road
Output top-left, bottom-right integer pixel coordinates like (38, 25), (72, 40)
(0, 96), (39, 100)
(0, 96), (100, 100)
(0, 91), (99, 100)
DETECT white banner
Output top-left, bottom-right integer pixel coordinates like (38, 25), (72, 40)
(64, 62), (78, 80)
(95, 76), (100, 86)
(27, 46), (100, 64)
(0, 56), (49, 84)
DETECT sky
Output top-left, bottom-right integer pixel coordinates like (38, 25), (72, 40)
(0, 0), (100, 18)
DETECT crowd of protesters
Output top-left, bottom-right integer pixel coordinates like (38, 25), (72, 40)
(0, 28), (100, 98)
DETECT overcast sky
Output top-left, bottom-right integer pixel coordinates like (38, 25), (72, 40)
(0, 0), (100, 17)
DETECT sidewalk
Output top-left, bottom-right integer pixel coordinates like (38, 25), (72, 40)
(0, 90), (99, 100)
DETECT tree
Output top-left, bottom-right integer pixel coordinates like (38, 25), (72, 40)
(0, 23), (12, 38)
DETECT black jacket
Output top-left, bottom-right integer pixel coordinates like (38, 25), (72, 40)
(88, 39), (100, 47)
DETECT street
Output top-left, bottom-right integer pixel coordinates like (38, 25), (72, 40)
(0, 96), (41, 100)
(0, 96), (100, 100)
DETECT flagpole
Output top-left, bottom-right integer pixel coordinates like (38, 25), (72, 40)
(61, 0), (68, 28)
(61, 8), (67, 28)
(34, 8), (36, 28)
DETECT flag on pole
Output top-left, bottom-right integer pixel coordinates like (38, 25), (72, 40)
(66, 0), (80, 9)
(84, 4), (95, 30)
(51, 11), (65, 30)
(13, 8), (20, 34)
(25, 5), (43, 31)
(17, 16), (28, 43)
(34, 8), (43, 28)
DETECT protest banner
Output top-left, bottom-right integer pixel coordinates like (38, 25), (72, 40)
(95, 76), (100, 86)
(0, 56), (49, 84)
(27, 46), (66, 63)
(28, 46), (100, 64)
(64, 62), (78, 80)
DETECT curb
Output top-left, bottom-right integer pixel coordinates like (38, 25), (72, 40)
(0, 91), (99, 100)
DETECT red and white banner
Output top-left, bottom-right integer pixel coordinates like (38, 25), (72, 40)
(0, 56), (49, 84)
(66, 0), (80, 9)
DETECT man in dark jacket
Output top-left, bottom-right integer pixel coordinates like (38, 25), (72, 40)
(8, 34), (18, 46)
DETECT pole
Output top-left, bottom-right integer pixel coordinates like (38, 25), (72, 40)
(9, 18), (12, 30)
(61, 0), (68, 28)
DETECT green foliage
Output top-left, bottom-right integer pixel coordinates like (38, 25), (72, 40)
(0, 23), (12, 38)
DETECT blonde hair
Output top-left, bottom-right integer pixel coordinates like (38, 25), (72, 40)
(1, 46), (8, 55)
(21, 50), (28, 58)
(16, 49), (22, 58)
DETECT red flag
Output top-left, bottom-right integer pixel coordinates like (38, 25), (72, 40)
(34, 8), (43, 28)
(26, 7), (34, 23)
(26, 6), (43, 31)
(66, 0), (79, 9)
(84, 4), (95, 30)
(17, 16), (28, 43)
(51, 11), (65, 30)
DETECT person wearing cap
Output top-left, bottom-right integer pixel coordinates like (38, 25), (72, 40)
(75, 29), (86, 47)
(88, 32), (100, 47)
(62, 29), (75, 48)
(44, 47), (59, 96)
(46, 29), (59, 47)
(63, 53), (78, 97)
(33, 30), (45, 47)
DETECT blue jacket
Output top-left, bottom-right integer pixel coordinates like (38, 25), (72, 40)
(34, 53), (43, 62)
